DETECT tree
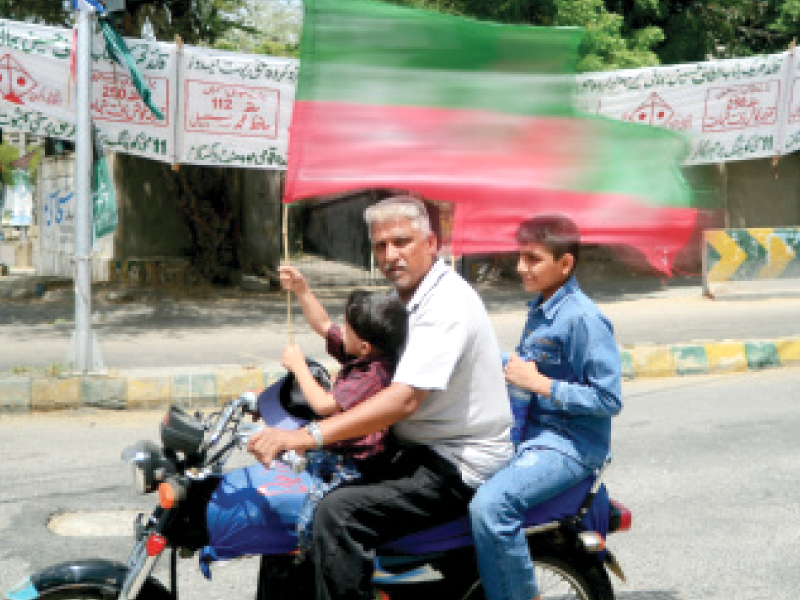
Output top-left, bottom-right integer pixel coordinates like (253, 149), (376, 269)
(0, 143), (20, 186)
(391, 0), (662, 71)
(607, 0), (790, 64)
(111, 0), (253, 46)
(214, 0), (302, 57)
(0, 0), (72, 27)
(0, 0), (255, 47)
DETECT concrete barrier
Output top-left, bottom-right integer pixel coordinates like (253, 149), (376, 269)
(703, 227), (800, 297)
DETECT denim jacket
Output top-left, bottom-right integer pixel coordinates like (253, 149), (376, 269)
(503, 276), (622, 469)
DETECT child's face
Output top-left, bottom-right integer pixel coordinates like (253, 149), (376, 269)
(516, 242), (574, 301)
(343, 321), (371, 357)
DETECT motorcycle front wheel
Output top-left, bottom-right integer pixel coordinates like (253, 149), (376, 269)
(31, 580), (172, 600)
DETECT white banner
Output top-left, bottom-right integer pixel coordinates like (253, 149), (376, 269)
(3, 16), (799, 168)
(0, 19), (178, 163)
(576, 52), (793, 165)
(178, 47), (297, 168)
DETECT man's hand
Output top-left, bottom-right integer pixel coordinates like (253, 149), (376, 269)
(504, 354), (552, 397)
(279, 265), (310, 296)
(247, 425), (315, 467)
(282, 343), (307, 374)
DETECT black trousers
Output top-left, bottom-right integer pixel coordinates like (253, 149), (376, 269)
(311, 442), (475, 600)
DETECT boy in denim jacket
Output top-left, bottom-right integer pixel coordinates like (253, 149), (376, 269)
(469, 215), (622, 600)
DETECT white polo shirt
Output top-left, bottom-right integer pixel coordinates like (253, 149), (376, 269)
(392, 259), (513, 488)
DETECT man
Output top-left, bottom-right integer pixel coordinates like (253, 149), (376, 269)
(248, 195), (513, 600)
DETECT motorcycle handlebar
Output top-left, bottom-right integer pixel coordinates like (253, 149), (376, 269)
(235, 424), (308, 474)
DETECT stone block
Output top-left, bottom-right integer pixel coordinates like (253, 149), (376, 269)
(705, 342), (747, 373)
(82, 377), (126, 409)
(171, 373), (217, 408)
(632, 346), (676, 378)
(672, 345), (710, 376)
(215, 369), (265, 406)
(126, 375), (172, 409)
(31, 377), (81, 411)
(0, 377), (31, 412)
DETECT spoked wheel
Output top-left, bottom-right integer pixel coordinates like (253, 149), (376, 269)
(531, 553), (614, 600)
(23, 580), (171, 600)
(431, 546), (613, 600)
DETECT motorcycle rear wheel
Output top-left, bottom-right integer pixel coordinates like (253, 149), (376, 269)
(432, 546), (613, 600)
(528, 552), (614, 600)
(32, 580), (172, 600)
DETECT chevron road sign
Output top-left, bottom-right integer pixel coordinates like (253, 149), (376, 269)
(703, 228), (800, 297)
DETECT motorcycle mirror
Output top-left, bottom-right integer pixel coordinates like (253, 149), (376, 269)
(240, 391), (258, 414)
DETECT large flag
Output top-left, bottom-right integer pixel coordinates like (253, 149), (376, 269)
(285, 0), (698, 273)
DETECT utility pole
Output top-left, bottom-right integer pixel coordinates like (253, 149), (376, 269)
(68, 4), (104, 373)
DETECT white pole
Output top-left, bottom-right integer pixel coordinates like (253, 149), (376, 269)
(72, 7), (95, 372)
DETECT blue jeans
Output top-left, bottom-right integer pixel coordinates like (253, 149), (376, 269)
(469, 446), (593, 600)
(296, 450), (361, 556)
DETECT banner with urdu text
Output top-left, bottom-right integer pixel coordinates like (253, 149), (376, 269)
(576, 50), (800, 165)
(0, 19), (178, 162)
(0, 18), (297, 169)
(4, 15), (800, 169)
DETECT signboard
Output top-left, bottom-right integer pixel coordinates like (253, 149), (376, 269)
(576, 52), (793, 165)
(0, 19), (178, 163)
(177, 47), (297, 168)
(3, 16), (800, 168)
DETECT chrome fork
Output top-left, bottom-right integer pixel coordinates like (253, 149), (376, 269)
(119, 516), (165, 600)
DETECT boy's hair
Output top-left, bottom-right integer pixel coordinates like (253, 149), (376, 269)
(515, 214), (581, 270)
(345, 290), (408, 358)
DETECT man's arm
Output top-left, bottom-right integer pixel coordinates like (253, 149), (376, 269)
(247, 383), (427, 466)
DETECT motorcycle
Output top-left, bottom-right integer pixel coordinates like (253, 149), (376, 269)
(5, 367), (631, 600)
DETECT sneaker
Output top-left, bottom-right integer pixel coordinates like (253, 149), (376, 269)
(374, 590), (390, 600)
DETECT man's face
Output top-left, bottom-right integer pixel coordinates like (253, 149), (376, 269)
(370, 218), (437, 302)
(517, 242), (573, 301)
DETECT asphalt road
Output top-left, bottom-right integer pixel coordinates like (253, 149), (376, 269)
(2, 367), (799, 600)
(2, 283), (800, 373)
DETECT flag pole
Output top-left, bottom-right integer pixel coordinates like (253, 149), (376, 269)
(282, 202), (293, 344)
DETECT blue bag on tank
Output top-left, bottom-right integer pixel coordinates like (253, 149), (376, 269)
(200, 462), (315, 578)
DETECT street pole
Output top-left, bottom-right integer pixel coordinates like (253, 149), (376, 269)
(69, 6), (104, 373)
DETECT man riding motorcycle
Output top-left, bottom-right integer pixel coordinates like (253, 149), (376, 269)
(248, 195), (514, 600)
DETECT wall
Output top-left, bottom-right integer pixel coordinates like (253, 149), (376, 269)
(35, 154), (114, 280)
(238, 169), (283, 275)
(112, 154), (194, 260)
(724, 155), (800, 228)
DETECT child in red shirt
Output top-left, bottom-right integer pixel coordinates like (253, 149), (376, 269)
(278, 266), (407, 553)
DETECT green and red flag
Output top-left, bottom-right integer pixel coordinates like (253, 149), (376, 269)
(285, 0), (698, 273)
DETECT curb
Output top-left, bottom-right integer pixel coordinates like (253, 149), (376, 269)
(621, 336), (800, 379)
(0, 362), (312, 414)
(1, 338), (799, 413)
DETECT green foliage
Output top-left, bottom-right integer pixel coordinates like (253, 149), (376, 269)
(0, 143), (21, 186)
(25, 145), (44, 185)
(393, 0), (661, 71)
(0, 0), (72, 27)
(111, 0), (254, 45)
(213, 0), (302, 56)
(0, 0), (255, 46)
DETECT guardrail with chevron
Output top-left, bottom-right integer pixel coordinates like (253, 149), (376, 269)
(703, 228), (800, 297)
